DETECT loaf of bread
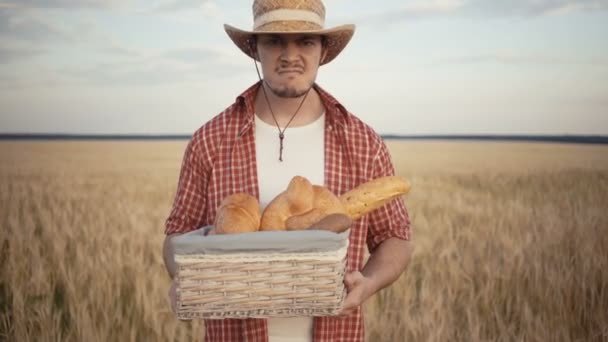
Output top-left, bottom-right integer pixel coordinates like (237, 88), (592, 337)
(260, 175), (410, 231)
(285, 185), (347, 230)
(260, 176), (347, 231)
(214, 193), (261, 234)
(305, 213), (353, 233)
(259, 176), (311, 231)
(339, 176), (411, 220)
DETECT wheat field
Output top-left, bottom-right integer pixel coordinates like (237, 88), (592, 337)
(1, 140), (607, 341)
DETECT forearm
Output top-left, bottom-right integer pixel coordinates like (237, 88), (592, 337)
(163, 233), (181, 279)
(361, 237), (413, 298)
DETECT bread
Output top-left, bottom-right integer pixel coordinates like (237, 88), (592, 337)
(260, 175), (411, 231)
(305, 213), (352, 233)
(339, 176), (411, 220)
(259, 176), (312, 231)
(284, 185), (347, 230)
(214, 193), (261, 234)
(260, 176), (347, 231)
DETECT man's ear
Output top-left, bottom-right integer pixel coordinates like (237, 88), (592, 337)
(320, 48), (328, 64)
(320, 37), (329, 64)
(248, 38), (259, 61)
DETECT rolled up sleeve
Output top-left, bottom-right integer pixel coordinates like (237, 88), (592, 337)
(165, 138), (210, 235)
(366, 141), (412, 253)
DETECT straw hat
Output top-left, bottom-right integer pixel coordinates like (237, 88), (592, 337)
(224, 0), (355, 65)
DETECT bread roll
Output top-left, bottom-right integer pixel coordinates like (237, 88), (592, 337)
(260, 176), (347, 231)
(339, 176), (411, 220)
(260, 176), (313, 231)
(284, 185), (346, 230)
(285, 176), (314, 214)
(306, 213), (352, 233)
(214, 193), (261, 234)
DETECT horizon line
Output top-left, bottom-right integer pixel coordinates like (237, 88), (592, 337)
(1, 133), (607, 144)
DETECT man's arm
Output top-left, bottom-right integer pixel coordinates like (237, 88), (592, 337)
(340, 237), (413, 316)
(164, 226), (214, 279)
(163, 233), (179, 314)
(338, 135), (414, 315)
(164, 136), (212, 278)
(163, 233), (182, 279)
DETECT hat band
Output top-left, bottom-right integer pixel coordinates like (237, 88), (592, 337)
(254, 9), (325, 30)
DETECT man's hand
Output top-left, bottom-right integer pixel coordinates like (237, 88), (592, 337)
(339, 271), (373, 316)
(337, 238), (413, 317)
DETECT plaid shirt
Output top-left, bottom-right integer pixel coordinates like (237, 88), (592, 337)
(165, 82), (411, 342)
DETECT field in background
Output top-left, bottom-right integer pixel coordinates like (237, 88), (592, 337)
(1, 140), (607, 341)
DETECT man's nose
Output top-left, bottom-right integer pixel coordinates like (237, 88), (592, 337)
(280, 42), (299, 61)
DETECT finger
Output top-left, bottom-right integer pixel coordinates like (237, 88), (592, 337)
(344, 271), (363, 290)
(337, 304), (356, 317)
(341, 300), (355, 313)
(337, 289), (357, 317)
(343, 272), (356, 289)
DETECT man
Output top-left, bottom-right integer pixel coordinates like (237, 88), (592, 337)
(163, 0), (413, 341)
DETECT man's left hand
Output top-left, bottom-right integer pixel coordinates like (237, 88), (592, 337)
(338, 271), (373, 316)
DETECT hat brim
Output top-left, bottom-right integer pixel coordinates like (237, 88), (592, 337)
(224, 23), (355, 65)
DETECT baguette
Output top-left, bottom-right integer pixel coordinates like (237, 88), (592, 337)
(339, 176), (411, 220)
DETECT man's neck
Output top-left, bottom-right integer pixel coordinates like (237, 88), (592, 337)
(254, 83), (325, 128)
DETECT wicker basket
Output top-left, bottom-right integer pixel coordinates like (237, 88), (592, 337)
(173, 230), (349, 319)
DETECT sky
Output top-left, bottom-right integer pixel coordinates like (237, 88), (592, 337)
(0, 0), (607, 135)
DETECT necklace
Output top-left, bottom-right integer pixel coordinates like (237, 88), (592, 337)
(254, 60), (311, 162)
(259, 85), (310, 162)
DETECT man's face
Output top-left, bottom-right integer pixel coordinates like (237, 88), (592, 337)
(255, 34), (326, 98)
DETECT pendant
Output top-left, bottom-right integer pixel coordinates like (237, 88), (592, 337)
(279, 132), (285, 162)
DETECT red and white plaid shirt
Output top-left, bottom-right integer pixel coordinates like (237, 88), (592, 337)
(165, 82), (411, 342)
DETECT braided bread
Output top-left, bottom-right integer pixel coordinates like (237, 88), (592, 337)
(260, 176), (347, 231)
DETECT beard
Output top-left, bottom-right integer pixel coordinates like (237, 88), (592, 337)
(266, 80), (314, 98)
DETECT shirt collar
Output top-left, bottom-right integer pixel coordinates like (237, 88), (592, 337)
(235, 81), (350, 137)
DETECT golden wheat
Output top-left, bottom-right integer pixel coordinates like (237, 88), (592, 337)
(1, 140), (607, 341)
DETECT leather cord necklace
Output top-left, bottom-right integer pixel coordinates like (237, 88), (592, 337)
(254, 59), (311, 162)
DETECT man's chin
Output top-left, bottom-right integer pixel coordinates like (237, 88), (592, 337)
(269, 85), (311, 99)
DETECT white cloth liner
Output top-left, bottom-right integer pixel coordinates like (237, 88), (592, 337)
(172, 226), (350, 255)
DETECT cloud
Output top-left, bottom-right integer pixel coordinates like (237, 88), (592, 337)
(0, 9), (71, 42)
(437, 51), (608, 66)
(0, 59), (185, 89)
(465, 0), (608, 17)
(98, 44), (141, 58)
(161, 47), (223, 64)
(485, 0), (608, 17)
(0, 45), (44, 63)
(353, 0), (608, 24)
(149, 0), (223, 15)
(154, 0), (209, 12)
(0, 44), (251, 88)
(138, 0), (222, 22)
(0, 0), (128, 10)
(65, 19), (142, 57)
(354, 0), (464, 25)
(57, 58), (250, 86)
(0, 8), (141, 60)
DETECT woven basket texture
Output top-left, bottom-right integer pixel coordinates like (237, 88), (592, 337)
(175, 248), (347, 319)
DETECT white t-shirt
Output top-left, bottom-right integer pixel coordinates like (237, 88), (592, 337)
(255, 112), (325, 342)
(255, 113), (325, 208)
